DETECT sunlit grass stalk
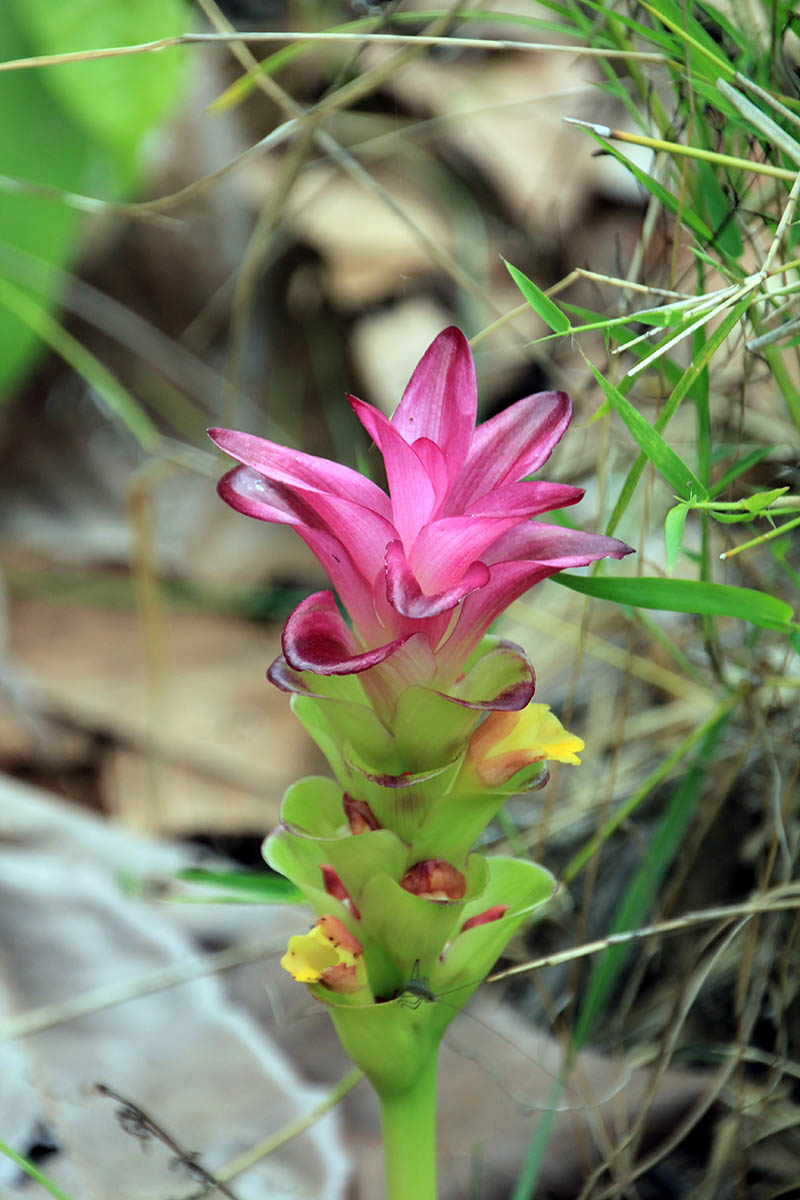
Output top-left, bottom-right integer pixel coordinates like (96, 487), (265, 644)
(563, 118), (797, 182)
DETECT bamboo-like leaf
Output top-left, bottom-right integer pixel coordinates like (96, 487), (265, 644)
(590, 365), (708, 499)
(503, 259), (571, 334)
(585, 135), (714, 243)
(664, 502), (689, 571)
(552, 573), (794, 631)
(606, 292), (755, 535)
(742, 487), (788, 514)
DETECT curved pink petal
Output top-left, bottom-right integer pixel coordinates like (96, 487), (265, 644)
(217, 465), (306, 527)
(267, 654), (312, 695)
(219, 467), (385, 636)
(290, 486), (397, 584)
(350, 397), (437, 550)
(439, 530), (633, 668)
(294, 527), (382, 637)
(282, 592), (410, 675)
(385, 540), (489, 619)
(483, 522), (633, 568)
(412, 437), (450, 510)
(437, 561), (557, 670)
(391, 327), (476, 486)
(448, 390), (572, 511)
(267, 655), (370, 704)
(467, 481), (584, 518)
(408, 514), (527, 594)
(209, 427), (392, 519)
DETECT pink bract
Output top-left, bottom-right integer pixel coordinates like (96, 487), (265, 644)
(209, 328), (632, 690)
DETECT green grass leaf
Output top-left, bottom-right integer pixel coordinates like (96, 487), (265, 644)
(587, 135), (714, 244)
(606, 292), (755, 535)
(552, 573), (794, 631)
(572, 712), (729, 1046)
(177, 869), (305, 904)
(0, 1140), (75, 1200)
(640, 0), (735, 81)
(503, 259), (571, 334)
(589, 364), (708, 499)
(694, 160), (743, 259)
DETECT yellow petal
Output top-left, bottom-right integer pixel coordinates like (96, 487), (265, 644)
(464, 704), (584, 787)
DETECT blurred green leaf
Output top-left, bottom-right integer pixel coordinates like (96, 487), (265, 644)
(13, 0), (187, 154)
(177, 868), (305, 904)
(0, 276), (161, 446)
(0, 1), (188, 398)
(553, 573), (794, 631)
(709, 447), (775, 496)
(0, 11), (97, 394)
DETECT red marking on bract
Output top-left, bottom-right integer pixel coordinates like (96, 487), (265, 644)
(460, 905), (509, 933)
(401, 859), (466, 901)
(343, 795), (381, 834)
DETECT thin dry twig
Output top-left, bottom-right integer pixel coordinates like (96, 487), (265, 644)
(96, 1084), (241, 1200)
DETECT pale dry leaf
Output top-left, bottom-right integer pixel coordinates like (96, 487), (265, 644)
(8, 599), (321, 833)
(361, 50), (600, 232)
(240, 156), (454, 307)
(0, 792), (348, 1199)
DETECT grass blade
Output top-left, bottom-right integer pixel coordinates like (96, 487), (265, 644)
(606, 292), (755, 535)
(589, 364), (708, 499)
(552, 573), (794, 631)
(0, 277), (161, 450)
(503, 259), (571, 334)
(572, 713), (729, 1045)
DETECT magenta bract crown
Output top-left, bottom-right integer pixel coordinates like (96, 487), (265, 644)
(209, 328), (631, 695)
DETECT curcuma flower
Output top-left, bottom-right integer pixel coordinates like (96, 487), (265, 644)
(461, 703), (585, 789)
(208, 329), (632, 710)
(282, 914), (369, 999)
(211, 327), (635, 1198)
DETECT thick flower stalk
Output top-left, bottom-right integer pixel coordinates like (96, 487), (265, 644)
(211, 328), (632, 1199)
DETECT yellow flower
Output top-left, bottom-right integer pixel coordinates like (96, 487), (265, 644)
(462, 704), (584, 788)
(281, 914), (368, 996)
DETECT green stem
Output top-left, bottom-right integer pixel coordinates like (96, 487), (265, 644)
(720, 513), (800, 559)
(379, 1052), (439, 1200)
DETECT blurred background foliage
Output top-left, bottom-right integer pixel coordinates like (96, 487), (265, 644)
(0, 0), (188, 391)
